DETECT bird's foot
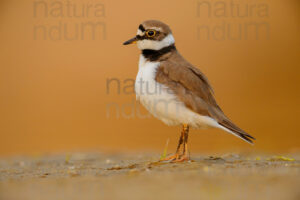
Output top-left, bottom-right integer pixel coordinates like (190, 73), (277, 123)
(160, 154), (180, 162)
(160, 154), (190, 163)
(171, 155), (190, 163)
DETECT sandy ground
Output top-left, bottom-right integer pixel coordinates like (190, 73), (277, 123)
(0, 152), (300, 200)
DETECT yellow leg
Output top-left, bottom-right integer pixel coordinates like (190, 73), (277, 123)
(160, 124), (190, 162)
(172, 124), (190, 162)
(160, 130), (184, 161)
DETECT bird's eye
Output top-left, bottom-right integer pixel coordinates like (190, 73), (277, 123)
(146, 30), (156, 37)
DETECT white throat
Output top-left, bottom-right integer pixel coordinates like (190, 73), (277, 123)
(137, 34), (175, 50)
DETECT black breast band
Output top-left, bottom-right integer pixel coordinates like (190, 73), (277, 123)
(142, 44), (176, 62)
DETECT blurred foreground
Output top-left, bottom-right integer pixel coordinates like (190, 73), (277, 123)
(0, 152), (300, 200)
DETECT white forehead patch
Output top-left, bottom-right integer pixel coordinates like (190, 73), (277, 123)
(137, 29), (144, 36)
(137, 34), (175, 50)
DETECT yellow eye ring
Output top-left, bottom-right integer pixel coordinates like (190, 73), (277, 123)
(146, 30), (156, 37)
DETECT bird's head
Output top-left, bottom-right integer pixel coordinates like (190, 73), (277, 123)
(123, 20), (175, 50)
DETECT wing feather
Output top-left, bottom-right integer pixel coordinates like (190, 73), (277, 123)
(155, 51), (255, 143)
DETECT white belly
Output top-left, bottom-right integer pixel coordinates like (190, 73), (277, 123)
(135, 55), (219, 128)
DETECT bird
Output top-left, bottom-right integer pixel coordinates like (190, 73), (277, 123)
(123, 20), (255, 162)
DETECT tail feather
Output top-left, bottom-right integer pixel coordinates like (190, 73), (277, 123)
(218, 119), (255, 144)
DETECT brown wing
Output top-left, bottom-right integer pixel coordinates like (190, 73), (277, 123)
(155, 52), (223, 120)
(155, 52), (255, 143)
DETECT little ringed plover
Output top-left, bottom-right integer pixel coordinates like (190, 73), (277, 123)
(123, 20), (255, 162)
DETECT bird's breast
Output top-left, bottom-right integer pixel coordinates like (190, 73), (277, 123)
(135, 55), (160, 98)
(134, 55), (182, 125)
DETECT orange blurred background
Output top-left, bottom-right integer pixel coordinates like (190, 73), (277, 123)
(0, 0), (299, 155)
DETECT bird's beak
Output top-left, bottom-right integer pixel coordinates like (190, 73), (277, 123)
(123, 36), (138, 45)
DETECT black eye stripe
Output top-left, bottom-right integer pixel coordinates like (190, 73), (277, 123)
(138, 24), (145, 32)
